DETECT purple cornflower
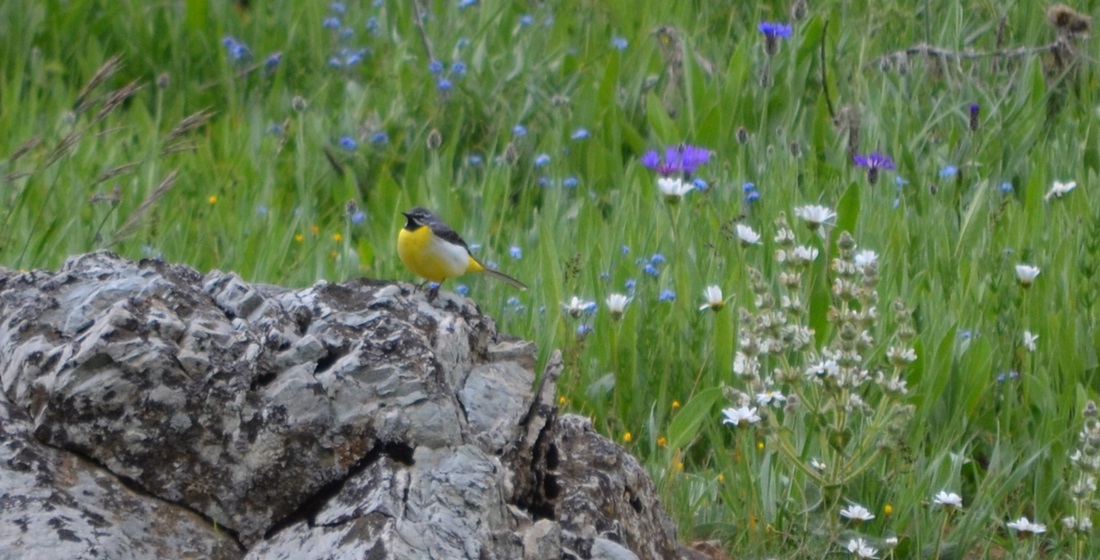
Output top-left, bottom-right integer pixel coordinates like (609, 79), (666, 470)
(853, 152), (895, 185)
(222, 36), (251, 63)
(428, 59), (444, 74)
(758, 22), (792, 56)
(339, 136), (357, 151)
(969, 103), (980, 132)
(437, 78), (453, 92)
(640, 144), (712, 177)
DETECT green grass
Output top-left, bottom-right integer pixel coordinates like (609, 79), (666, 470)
(4, 0), (1100, 557)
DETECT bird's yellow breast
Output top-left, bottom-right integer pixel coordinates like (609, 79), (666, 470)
(398, 225), (476, 283)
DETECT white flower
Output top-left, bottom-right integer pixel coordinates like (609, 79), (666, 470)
(846, 538), (878, 559)
(791, 245), (819, 263)
(810, 458), (826, 472)
(932, 490), (963, 509)
(887, 346), (917, 365)
(561, 296), (597, 318)
(605, 293), (630, 320)
(794, 204), (836, 228)
(721, 405), (761, 427)
(1022, 330), (1038, 352)
(884, 536), (899, 548)
(1044, 180), (1077, 201)
(699, 285), (726, 311)
(1015, 264), (1040, 287)
(1007, 516), (1046, 534)
(657, 177), (694, 200)
(840, 503), (875, 522)
(853, 249), (878, 272)
(755, 390), (786, 407)
(736, 224), (762, 245)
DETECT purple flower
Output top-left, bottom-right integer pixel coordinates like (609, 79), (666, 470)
(437, 78), (453, 92)
(428, 59), (444, 74)
(758, 22), (793, 39)
(641, 144), (712, 177)
(853, 152), (895, 185)
(339, 136), (358, 151)
(451, 61), (467, 78)
(370, 132), (389, 145)
(969, 103), (980, 131)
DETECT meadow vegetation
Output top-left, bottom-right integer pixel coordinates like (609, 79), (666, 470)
(2, 1), (1099, 557)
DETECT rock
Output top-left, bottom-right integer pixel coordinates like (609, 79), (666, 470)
(0, 251), (702, 559)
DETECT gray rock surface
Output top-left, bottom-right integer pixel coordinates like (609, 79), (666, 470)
(0, 251), (701, 559)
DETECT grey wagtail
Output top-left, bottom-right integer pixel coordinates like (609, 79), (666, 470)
(398, 207), (526, 299)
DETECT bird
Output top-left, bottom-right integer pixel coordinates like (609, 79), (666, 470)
(397, 207), (526, 300)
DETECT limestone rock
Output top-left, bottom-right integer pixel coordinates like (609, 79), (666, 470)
(0, 251), (702, 559)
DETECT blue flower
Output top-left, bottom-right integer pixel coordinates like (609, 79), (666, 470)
(330, 2), (346, 14)
(437, 78), (453, 92)
(625, 279), (636, 291)
(222, 36), (251, 62)
(643, 264), (659, 277)
(365, 16), (380, 34)
(742, 182), (756, 192)
(513, 124), (527, 137)
(510, 245), (522, 260)
(746, 191), (760, 203)
(692, 178), (708, 191)
(758, 22), (793, 39)
(269, 123), (285, 136)
(562, 176), (578, 188)
(621, 245), (631, 255)
(351, 211), (367, 224)
(456, 284), (470, 296)
(339, 136), (358, 151)
(370, 132), (389, 145)
(519, 14), (534, 26)
(853, 152), (895, 185)
(658, 289), (676, 302)
(264, 52), (282, 72)
(534, 154), (551, 167)
(612, 36), (628, 50)
(459, 0), (478, 8)
(641, 144), (712, 176)
(576, 324), (593, 337)
(571, 128), (589, 140)
(428, 59), (444, 74)
(323, 17), (341, 29)
(940, 165), (958, 178)
(468, 154), (484, 166)
(650, 253), (666, 265)
(537, 176), (551, 187)
(456, 38), (471, 50)
(451, 61), (467, 78)
(999, 181), (1014, 194)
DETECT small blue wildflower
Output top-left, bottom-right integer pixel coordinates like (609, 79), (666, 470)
(330, 2), (346, 14)
(571, 128), (589, 140)
(365, 16), (380, 34)
(456, 38), (471, 49)
(940, 165), (958, 178)
(222, 36), (251, 62)
(451, 61), (467, 78)
(486, 260), (500, 271)
(437, 78), (453, 92)
(692, 178), (708, 191)
(641, 145), (712, 176)
(625, 279), (637, 291)
(255, 205), (269, 216)
(621, 245), (631, 255)
(758, 22), (793, 39)
(344, 49), (366, 65)
(467, 154), (484, 166)
(746, 191), (760, 203)
(370, 132), (389, 145)
(612, 36), (628, 51)
(339, 26), (354, 39)
(999, 181), (1014, 194)
(519, 14), (534, 26)
(576, 324), (593, 337)
(351, 211), (367, 224)
(534, 154), (551, 167)
(510, 246), (522, 260)
(742, 182), (756, 192)
(506, 296), (521, 307)
(996, 370), (1020, 383)
(428, 282), (440, 291)
(658, 289), (676, 302)
(428, 59), (444, 74)
(328, 56), (344, 68)
(323, 16), (341, 29)
(339, 136), (358, 151)
(562, 176), (578, 188)
(264, 52), (282, 72)
(269, 123), (285, 136)
(895, 176), (909, 186)
(538, 306), (546, 314)
(537, 176), (551, 187)
(513, 124), (527, 137)
(458, 0), (478, 8)
(643, 264), (659, 277)
(456, 284), (470, 296)
(650, 253), (666, 265)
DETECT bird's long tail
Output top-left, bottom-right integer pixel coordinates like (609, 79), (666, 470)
(481, 268), (527, 290)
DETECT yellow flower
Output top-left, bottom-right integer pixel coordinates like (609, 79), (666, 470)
(333, 232), (343, 242)
(757, 440), (765, 451)
(717, 473), (725, 483)
(671, 400), (681, 412)
(207, 195), (218, 204)
(622, 432), (632, 443)
(558, 395), (567, 406)
(657, 436), (667, 447)
(310, 224), (320, 235)
(884, 504), (894, 516)
(294, 233), (304, 243)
